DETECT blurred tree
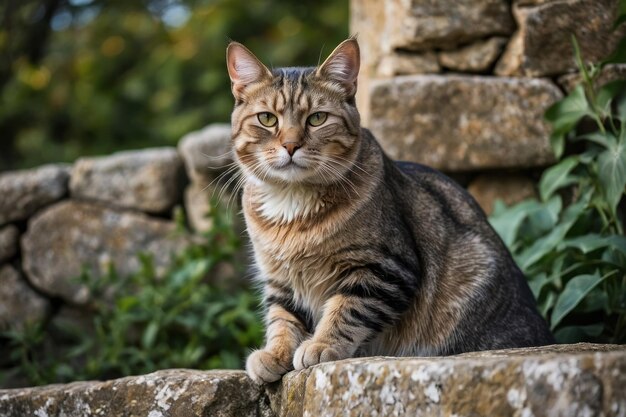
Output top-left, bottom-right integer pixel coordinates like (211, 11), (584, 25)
(0, 0), (348, 170)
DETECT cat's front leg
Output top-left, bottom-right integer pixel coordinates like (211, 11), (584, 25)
(293, 287), (403, 370)
(246, 303), (308, 384)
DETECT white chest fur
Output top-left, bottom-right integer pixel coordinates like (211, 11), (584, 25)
(253, 182), (325, 223)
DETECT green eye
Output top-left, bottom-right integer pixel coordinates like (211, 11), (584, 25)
(258, 112), (278, 127)
(307, 112), (327, 127)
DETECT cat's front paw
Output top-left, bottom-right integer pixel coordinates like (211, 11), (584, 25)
(246, 349), (292, 384)
(293, 340), (342, 370)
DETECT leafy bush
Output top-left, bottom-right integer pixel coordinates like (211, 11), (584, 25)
(489, 37), (626, 344)
(0, 200), (263, 387)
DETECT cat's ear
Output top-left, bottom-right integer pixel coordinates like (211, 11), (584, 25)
(316, 38), (360, 96)
(227, 42), (272, 100)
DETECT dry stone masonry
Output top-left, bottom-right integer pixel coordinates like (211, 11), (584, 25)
(351, 0), (626, 212)
(0, 344), (624, 417)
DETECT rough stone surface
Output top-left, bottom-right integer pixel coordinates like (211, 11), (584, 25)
(21, 200), (189, 304)
(178, 123), (233, 184)
(0, 225), (19, 263)
(558, 64), (626, 92)
(386, 0), (514, 51)
(438, 37), (508, 73)
(272, 343), (626, 417)
(369, 75), (562, 171)
(468, 174), (537, 215)
(496, 0), (626, 77)
(0, 265), (49, 330)
(0, 164), (70, 226)
(184, 181), (242, 234)
(377, 51), (440, 77)
(70, 147), (184, 214)
(0, 370), (271, 417)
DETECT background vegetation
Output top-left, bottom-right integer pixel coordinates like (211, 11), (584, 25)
(0, 0), (349, 170)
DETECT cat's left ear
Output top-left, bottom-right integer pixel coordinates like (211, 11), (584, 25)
(227, 42), (272, 100)
(316, 38), (360, 97)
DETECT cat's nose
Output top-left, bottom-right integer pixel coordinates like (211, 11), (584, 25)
(282, 142), (301, 156)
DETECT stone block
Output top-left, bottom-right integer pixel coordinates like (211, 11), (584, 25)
(272, 343), (626, 417)
(21, 200), (189, 304)
(558, 64), (626, 92)
(468, 174), (537, 215)
(386, 0), (514, 51)
(0, 164), (70, 226)
(376, 51), (440, 77)
(70, 148), (184, 214)
(0, 370), (271, 417)
(438, 37), (508, 73)
(0, 225), (19, 263)
(368, 75), (562, 171)
(178, 123), (233, 184)
(0, 265), (49, 330)
(496, 0), (625, 77)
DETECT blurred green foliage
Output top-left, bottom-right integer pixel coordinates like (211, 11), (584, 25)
(0, 0), (349, 170)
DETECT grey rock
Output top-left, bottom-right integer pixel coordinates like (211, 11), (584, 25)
(21, 200), (189, 304)
(439, 37), (508, 73)
(386, 0), (514, 51)
(467, 174), (537, 215)
(178, 123), (234, 184)
(0, 265), (49, 330)
(271, 343), (626, 417)
(496, 0), (626, 77)
(70, 147), (184, 214)
(368, 75), (562, 171)
(0, 164), (70, 226)
(377, 51), (440, 77)
(558, 64), (626, 92)
(0, 225), (19, 263)
(0, 369), (270, 417)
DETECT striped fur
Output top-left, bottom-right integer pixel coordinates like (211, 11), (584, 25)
(226, 39), (554, 384)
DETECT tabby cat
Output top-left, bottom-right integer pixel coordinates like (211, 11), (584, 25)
(226, 38), (555, 384)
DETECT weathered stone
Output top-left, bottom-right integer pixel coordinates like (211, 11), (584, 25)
(272, 343), (626, 417)
(386, 0), (514, 51)
(185, 182), (215, 233)
(558, 64), (626, 92)
(178, 123), (233, 184)
(351, 0), (387, 124)
(0, 225), (19, 263)
(369, 75), (562, 171)
(439, 37), (508, 73)
(468, 174), (537, 215)
(21, 200), (189, 304)
(70, 148), (184, 214)
(377, 51), (440, 77)
(0, 370), (271, 417)
(0, 164), (70, 226)
(0, 265), (49, 330)
(496, 0), (625, 77)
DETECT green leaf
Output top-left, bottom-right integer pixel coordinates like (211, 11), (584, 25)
(577, 132), (617, 149)
(549, 132), (566, 160)
(528, 272), (550, 299)
(551, 272), (604, 329)
(597, 141), (626, 215)
(539, 156), (579, 201)
(596, 80), (626, 116)
(489, 199), (542, 248)
(560, 233), (626, 254)
(142, 321), (159, 349)
(545, 85), (590, 138)
(554, 324), (604, 343)
(603, 36), (626, 64)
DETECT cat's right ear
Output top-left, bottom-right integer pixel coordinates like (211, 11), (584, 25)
(227, 42), (272, 101)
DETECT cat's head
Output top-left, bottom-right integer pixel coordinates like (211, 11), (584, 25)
(226, 39), (361, 186)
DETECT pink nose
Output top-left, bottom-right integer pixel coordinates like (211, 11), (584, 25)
(283, 142), (301, 156)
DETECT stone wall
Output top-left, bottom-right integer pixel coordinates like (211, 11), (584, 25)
(0, 124), (238, 334)
(351, 0), (626, 214)
(1, 343), (624, 417)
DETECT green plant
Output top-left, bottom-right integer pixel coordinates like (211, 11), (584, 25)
(0, 199), (263, 387)
(489, 37), (626, 344)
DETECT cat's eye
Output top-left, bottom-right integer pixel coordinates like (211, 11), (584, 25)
(307, 112), (327, 127)
(258, 112), (278, 127)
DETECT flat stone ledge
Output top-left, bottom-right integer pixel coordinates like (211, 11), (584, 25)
(271, 343), (626, 417)
(0, 369), (271, 417)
